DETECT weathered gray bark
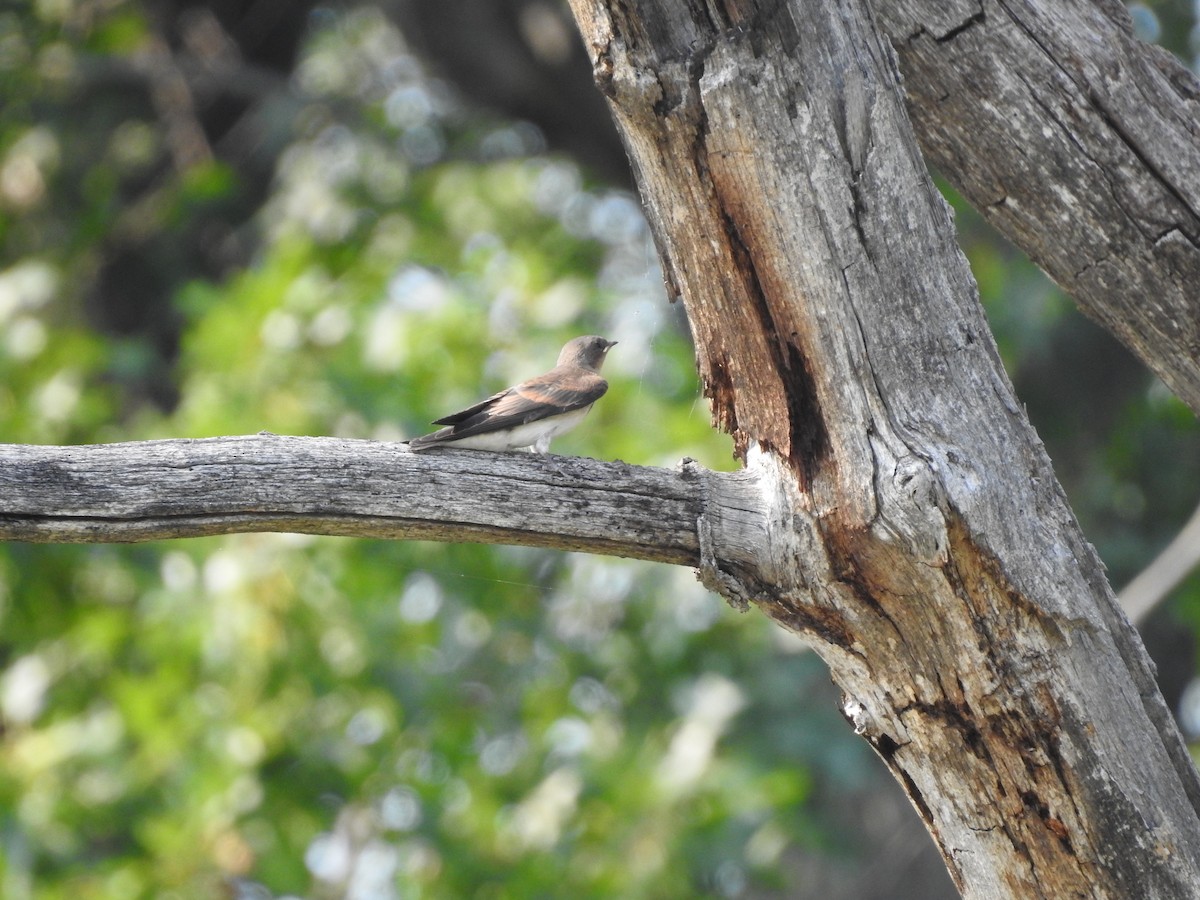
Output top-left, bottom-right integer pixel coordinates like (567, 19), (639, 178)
(873, 0), (1200, 414)
(385, 0), (1200, 417)
(0, 435), (763, 566)
(5, 1), (1200, 896)
(566, 0), (1200, 896)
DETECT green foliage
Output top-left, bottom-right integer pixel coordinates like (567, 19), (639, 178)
(0, 6), (823, 899)
(0, 3), (1197, 899)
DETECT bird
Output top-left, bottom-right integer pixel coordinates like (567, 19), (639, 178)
(406, 335), (617, 454)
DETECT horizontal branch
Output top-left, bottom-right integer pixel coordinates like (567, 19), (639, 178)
(0, 434), (749, 565)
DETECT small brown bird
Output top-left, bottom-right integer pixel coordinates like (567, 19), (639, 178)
(407, 335), (617, 454)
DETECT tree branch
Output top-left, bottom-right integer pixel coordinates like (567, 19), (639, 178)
(1120, 496), (1200, 623)
(0, 435), (762, 570)
(874, 0), (1200, 413)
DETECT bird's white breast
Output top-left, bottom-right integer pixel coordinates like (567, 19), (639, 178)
(447, 405), (593, 452)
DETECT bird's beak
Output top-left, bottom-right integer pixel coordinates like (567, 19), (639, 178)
(606, 340), (618, 350)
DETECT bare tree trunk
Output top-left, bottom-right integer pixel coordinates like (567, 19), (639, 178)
(566, 0), (1200, 895)
(6, 1), (1200, 895)
(873, 0), (1200, 415)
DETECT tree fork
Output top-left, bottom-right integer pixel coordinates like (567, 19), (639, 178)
(566, 0), (1200, 895)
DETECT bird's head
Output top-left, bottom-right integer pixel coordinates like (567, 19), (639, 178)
(559, 335), (617, 371)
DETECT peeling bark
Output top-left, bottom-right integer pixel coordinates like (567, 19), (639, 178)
(566, 0), (1200, 895)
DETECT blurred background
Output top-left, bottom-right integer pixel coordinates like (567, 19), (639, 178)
(0, 1), (1197, 897)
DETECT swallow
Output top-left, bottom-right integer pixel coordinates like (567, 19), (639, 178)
(406, 335), (617, 453)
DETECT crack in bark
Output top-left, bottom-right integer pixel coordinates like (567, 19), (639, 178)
(995, 0), (1078, 88)
(820, 516), (920, 655)
(1027, 70), (1196, 253)
(935, 10), (987, 44)
(763, 595), (862, 652)
(1088, 88), (1200, 228)
(898, 3), (985, 46)
(712, 196), (827, 475)
(847, 178), (871, 255)
(998, 0), (1199, 236)
(1153, 225), (1196, 248)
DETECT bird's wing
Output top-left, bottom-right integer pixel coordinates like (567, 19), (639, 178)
(430, 387), (514, 426)
(432, 366), (608, 438)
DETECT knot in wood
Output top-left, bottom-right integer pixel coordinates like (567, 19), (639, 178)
(874, 454), (949, 567)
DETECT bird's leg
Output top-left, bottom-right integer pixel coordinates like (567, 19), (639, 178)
(528, 437), (574, 477)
